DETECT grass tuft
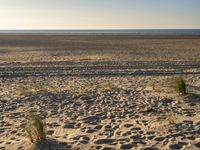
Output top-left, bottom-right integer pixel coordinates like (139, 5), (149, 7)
(171, 77), (186, 95)
(16, 84), (57, 96)
(24, 113), (46, 143)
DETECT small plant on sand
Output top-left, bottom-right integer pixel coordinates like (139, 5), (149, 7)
(151, 83), (156, 90)
(24, 113), (46, 143)
(16, 87), (33, 96)
(98, 81), (115, 92)
(153, 112), (176, 128)
(165, 112), (176, 125)
(149, 82), (157, 90)
(171, 77), (186, 95)
(16, 84), (57, 96)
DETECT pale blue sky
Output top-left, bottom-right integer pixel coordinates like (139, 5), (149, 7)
(0, 0), (199, 29)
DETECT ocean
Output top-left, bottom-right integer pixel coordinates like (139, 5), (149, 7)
(0, 29), (200, 35)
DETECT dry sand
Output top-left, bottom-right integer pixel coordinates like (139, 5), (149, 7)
(0, 35), (200, 150)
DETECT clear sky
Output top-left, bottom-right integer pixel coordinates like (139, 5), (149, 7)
(0, 0), (199, 29)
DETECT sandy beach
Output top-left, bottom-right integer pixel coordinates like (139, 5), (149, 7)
(1, 34), (200, 150)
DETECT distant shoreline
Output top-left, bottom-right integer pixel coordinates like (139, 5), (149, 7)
(0, 29), (200, 35)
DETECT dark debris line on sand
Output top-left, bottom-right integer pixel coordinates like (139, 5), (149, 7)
(0, 61), (200, 78)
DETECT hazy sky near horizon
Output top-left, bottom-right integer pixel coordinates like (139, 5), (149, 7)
(0, 0), (199, 29)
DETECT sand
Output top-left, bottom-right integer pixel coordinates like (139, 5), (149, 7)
(0, 35), (200, 150)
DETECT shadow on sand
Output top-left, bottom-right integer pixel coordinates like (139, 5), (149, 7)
(185, 93), (200, 104)
(185, 85), (200, 105)
(188, 85), (200, 93)
(30, 138), (71, 150)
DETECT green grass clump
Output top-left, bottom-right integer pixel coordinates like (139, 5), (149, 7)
(24, 113), (46, 143)
(16, 87), (33, 96)
(171, 77), (186, 95)
(16, 84), (57, 96)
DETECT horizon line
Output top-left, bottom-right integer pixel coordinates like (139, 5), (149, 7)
(0, 28), (200, 30)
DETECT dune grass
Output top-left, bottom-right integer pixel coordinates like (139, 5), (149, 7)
(97, 81), (115, 92)
(171, 77), (186, 95)
(16, 84), (57, 96)
(24, 113), (46, 143)
(67, 80), (116, 97)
